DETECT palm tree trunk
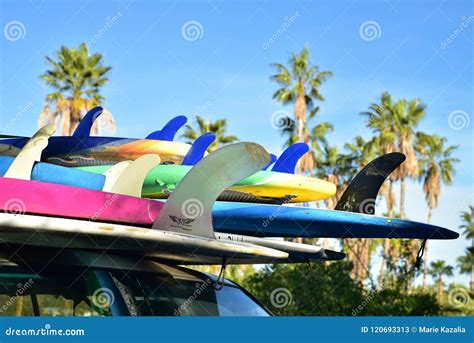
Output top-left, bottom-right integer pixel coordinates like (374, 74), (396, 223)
(437, 276), (443, 304)
(379, 180), (394, 286)
(423, 207), (433, 291)
(400, 175), (405, 219)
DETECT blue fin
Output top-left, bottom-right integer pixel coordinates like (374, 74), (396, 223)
(271, 143), (309, 174)
(72, 107), (103, 138)
(181, 133), (216, 166)
(146, 115), (188, 141)
(263, 154), (277, 170)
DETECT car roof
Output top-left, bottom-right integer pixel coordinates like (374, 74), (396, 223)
(0, 244), (237, 287)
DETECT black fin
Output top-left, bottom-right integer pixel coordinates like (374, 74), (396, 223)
(335, 152), (405, 214)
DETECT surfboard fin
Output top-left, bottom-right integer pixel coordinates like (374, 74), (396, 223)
(334, 152), (406, 214)
(4, 124), (56, 180)
(72, 107), (103, 138)
(181, 132), (215, 166)
(103, 154), (161, 197)
(146, 116), (188, 141)
(271, 143), (309, 174)
(263, 154), (277, 170)
(152, 143), (271, 238)
(101, 161), (132, 192)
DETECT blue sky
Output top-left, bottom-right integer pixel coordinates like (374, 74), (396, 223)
(0, 0), (472, 284)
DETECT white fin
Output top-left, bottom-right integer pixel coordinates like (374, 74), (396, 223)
(101, 161), (132, 192)
(152, 143), (270, 238)
(4, 124), (56, 180)
(104, 154), (161, 197)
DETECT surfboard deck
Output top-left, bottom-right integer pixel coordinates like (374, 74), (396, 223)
(0, 136), (191, 166)
(77, 164), (337, 203)
(211, 202), (459, 240)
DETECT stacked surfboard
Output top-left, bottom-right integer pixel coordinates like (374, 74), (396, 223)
(0, 107), (458, 266)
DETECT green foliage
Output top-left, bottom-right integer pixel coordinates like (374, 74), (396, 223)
(182, 115), (238, 152)
(242, 263), (441, 316)
(41, 43), (111, 104)
(243, 262), (364, 316)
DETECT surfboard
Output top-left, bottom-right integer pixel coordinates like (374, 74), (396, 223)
(0, 213), (346, 264)
(0, 108), (192, 166)
(0, 138), (346, 264)
(0, 174), (457, 240)
(78, 164), (337, 203)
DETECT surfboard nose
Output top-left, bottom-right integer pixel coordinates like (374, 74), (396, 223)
(432, 227), (459, 240)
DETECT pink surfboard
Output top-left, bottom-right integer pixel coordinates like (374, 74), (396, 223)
(0, 177), (162, 226)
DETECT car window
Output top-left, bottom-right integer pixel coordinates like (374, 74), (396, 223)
(0, 268), (269, 316)
(0, 270), (115, 316)
(117, 272), (269, 316)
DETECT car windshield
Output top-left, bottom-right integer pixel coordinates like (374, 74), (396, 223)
(0, 267), (269, 316)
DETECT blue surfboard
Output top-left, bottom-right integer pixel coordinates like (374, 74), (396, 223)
(211, 202), (458, 240)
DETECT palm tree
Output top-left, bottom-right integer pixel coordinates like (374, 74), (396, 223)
(270, 46), (333, 173)
(182, 116), (238, 152)
(459, 206), (474, 291)
(362, 92), (426, 218)
(362, 93), (426, 285)
(39, 43), (115, 135)
(457, 247), (474, 292)
(416, 132), (459, 290)
(393, 98), (426, 218)
(428, 260), (454, 304)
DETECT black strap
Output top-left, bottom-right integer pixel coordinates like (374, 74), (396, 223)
(214, 257), (227, 291)
(415, 239), (427, 269)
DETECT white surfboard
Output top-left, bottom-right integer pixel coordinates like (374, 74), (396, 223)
(0, 212), (288, 264)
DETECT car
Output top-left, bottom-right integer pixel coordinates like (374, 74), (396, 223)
(0, 245), (271, 316)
